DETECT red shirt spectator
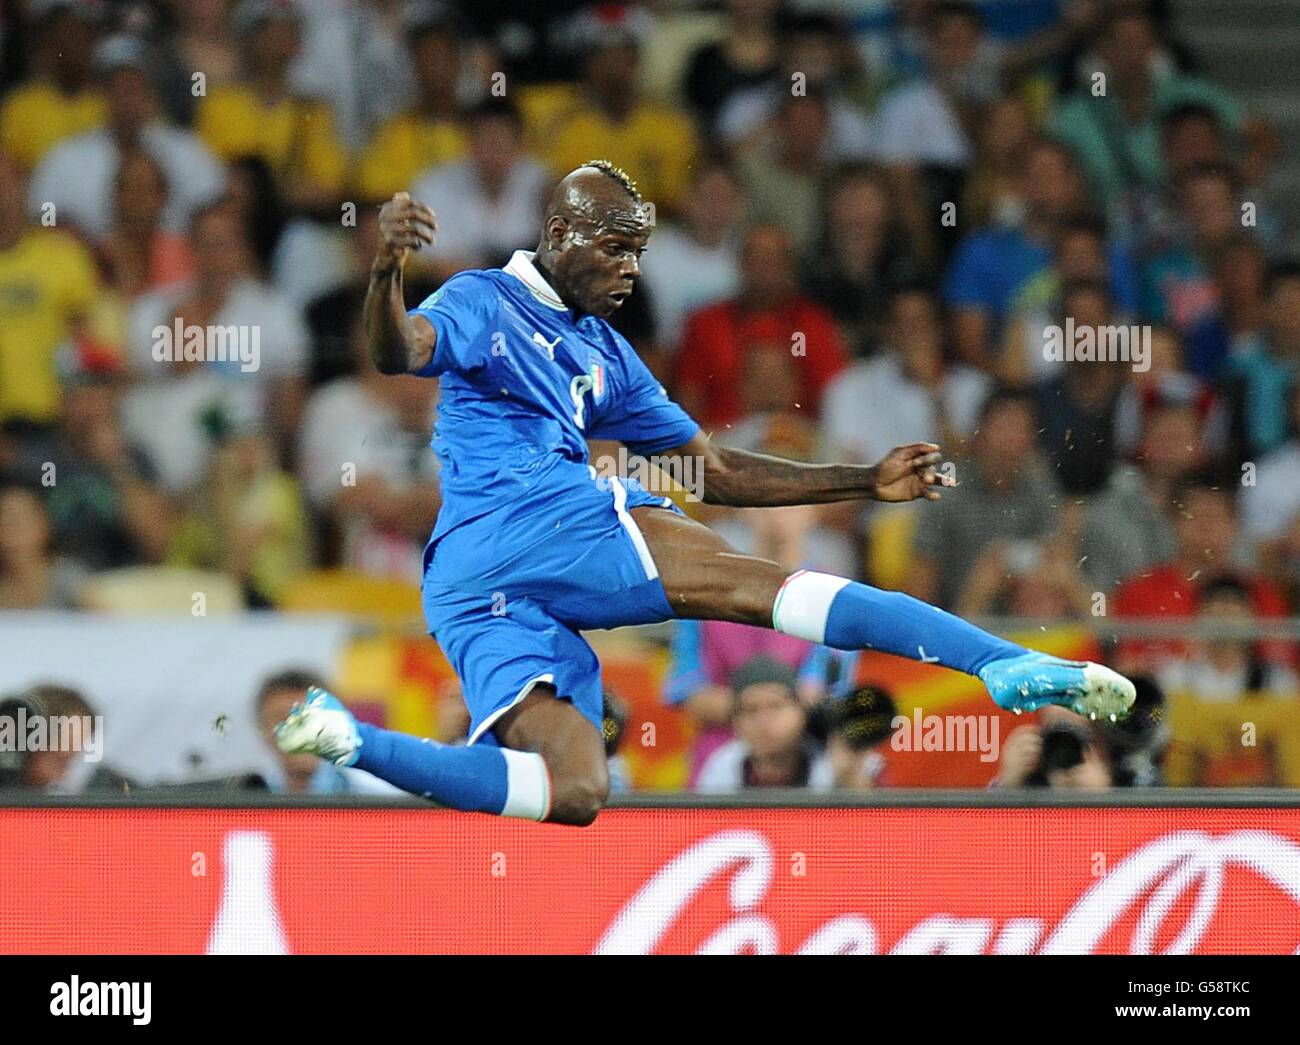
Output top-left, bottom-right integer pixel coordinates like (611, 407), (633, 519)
(1114, 479), (1294, 669)
(672, 224), (846, 428)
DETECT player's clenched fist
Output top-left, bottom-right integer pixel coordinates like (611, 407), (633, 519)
(376, 191), (437, 267)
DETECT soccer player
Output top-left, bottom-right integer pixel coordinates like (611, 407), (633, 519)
(275, 161), (1135, 825)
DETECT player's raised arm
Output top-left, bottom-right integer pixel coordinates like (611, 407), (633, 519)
(364, 192), (439, 375)
(661, 430), (953, 507)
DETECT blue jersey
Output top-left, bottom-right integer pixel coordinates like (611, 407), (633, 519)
(408, 250), (699, 577)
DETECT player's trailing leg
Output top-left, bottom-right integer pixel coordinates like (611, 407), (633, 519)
(275, 685), (608, 825)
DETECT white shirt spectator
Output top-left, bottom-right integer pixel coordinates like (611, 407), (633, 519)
(299, 378), (440, 580)
(410, 157), (551, 267)
(28, 124), (226, 240)
(1242, 440), (1300, 543)
(875, 81), (971, 168)
(120, 369), (261, 493)
(820, 353), (991, 464)
(289, 0), (412, 151)
(129, 277), (310, 378)
(695, 738), (834, 793)
(639, 223), (739, 347)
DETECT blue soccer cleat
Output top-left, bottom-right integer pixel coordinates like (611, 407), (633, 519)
(274, 686), (362, 766)
(977, 652), (1136, 721)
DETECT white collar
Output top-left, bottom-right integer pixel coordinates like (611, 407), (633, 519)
(504, 250), (568, 312)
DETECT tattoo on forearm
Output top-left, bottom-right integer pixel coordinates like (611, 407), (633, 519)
(703, 447), (875, 507)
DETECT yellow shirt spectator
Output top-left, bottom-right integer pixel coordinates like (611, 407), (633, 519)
(0, 229), (100, 424)
(196, 85), (348, 195)
(538, 103), (697, 213)
(0, 83), (106, 171)
(357, 112), (467, 202)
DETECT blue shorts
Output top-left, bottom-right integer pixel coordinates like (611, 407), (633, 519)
(423, 472), (681, 745)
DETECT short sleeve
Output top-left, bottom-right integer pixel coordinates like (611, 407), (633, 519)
(407, 272), (498, 377)
(588, 332), (699, 454)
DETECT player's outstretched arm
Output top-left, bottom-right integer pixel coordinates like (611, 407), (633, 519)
(364, 192), (439, 375)
(663, 431), (953, 508)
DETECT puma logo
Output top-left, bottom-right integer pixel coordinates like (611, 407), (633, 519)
(531, 332), (561, 360)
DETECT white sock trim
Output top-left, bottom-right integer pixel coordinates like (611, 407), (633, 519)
(500, 749), (551, 821)
(772, 570), (851, 644)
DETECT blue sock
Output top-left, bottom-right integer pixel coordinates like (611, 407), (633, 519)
(352, 724), (550, 819)
(775, 573), (1027, 676)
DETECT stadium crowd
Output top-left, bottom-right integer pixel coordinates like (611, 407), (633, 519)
(1, 0), (1299, 791)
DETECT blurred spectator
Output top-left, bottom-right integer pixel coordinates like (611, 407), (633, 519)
(803, 164), (916, 358)
(409, 97), (549, 276)
(735, 89), (833, 255)
(821, 283), (990, 467)
(356, 1), (472, 203)
(1188, 233), (1270, 380)
(1139, 163), (1246, 358)
(42, 367), (173, 572)
(1050, 4), (1241, 210)
(1031, 284), (1128, 495)
(1080, 398), (1200, 594)
(1099, 674), (1169, 787)
(639, 155), (743, 351)
(126, 200), (310, 478)
(718, 11), (878, 163)
(875, 2), (1000, 171)
(298, 315), (440, 581)
(0, 0), (105, 170)
(0, 152), (107, 429)
(695, 655), (832, 792)
(943, 138), (1137, 372)
(254, 669), (399, 793)
(957, 514), (1093, 618)
(994, 710), (1113, 789)
(999, 214), (1138, 385)
(1221, 260), (1300, 460)
(908, 388), (1059, 608)
(665, 434), (853, 787)
(96, 147), (196, 302)
(1112, 325), (1228, 461)
(4, 684), (129, 793)
(1117, 101), (1278, 265)
(0, 484), (89, 609)
(1242, 382), (1300, 554)
(166, 0), (241, 98)
(682, 0), (782, 132)
(673, 224), (846, 428)
(1156, 577), (1298, 700)
(195, 0), (348, 213)
(823, 684), (896, 789)
(167, 419), (310, 607)
(1114, 473), (1291, 673)
(28, 34), (227, 242)
(539, 4), (696, 213)
(961, 94), (1033, 231)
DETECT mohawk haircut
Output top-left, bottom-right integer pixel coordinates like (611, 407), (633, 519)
(583, 159), (642, 203)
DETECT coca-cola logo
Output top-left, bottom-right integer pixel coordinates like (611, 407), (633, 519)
(595, 829), (1300, 955)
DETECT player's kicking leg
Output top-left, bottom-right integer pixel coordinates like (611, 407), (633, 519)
(632, 506), (1135, 722)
